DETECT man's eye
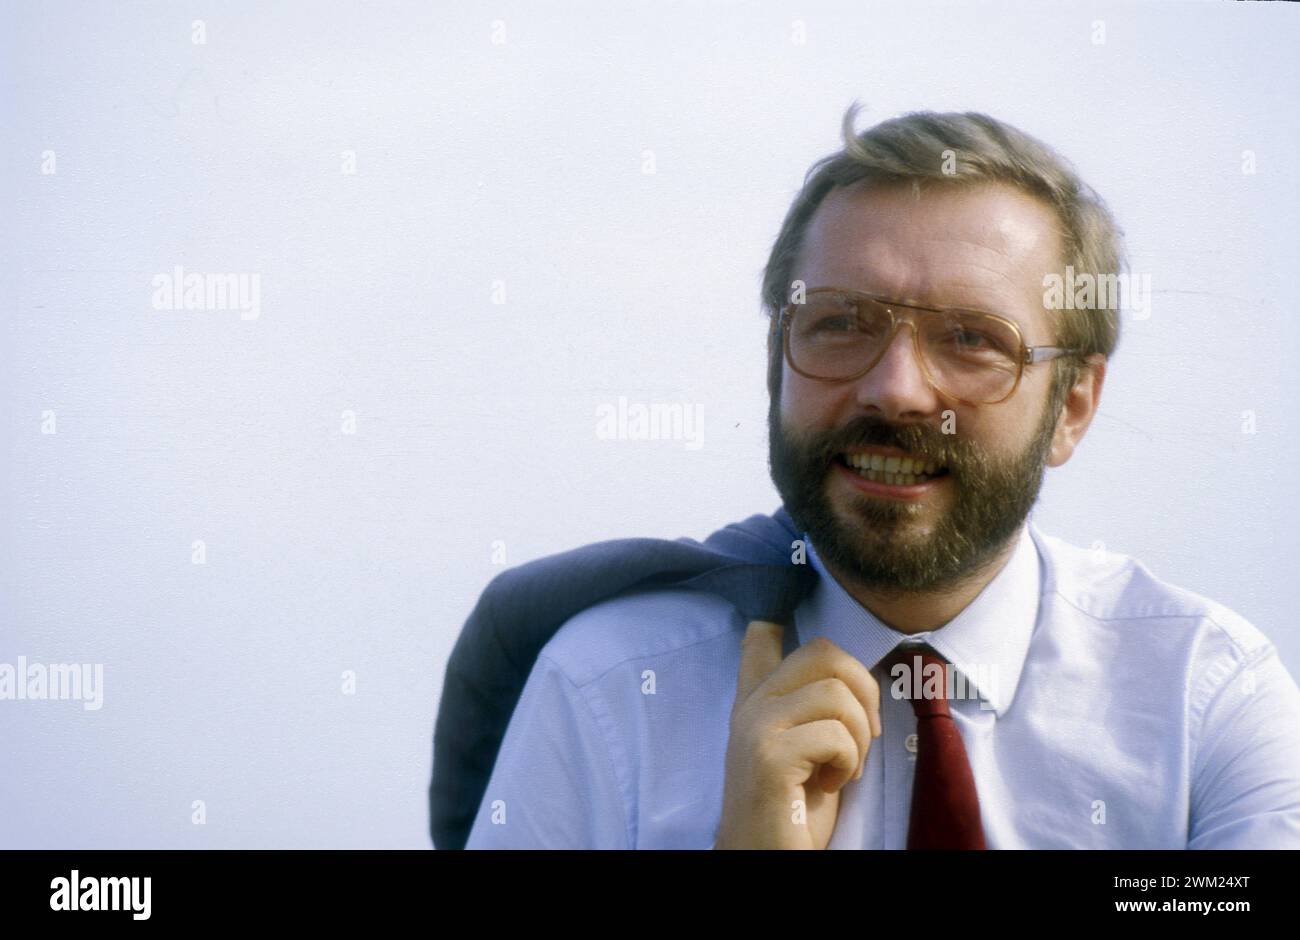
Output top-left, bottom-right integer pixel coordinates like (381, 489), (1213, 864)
(815, 315), (860, 332)
(946, 328), (1005, 353)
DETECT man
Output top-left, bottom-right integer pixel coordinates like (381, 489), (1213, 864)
(461, 106), (1300, 849)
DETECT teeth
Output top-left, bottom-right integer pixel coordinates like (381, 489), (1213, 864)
(844, 452), (944, 479)
(849, 465), (933, 486)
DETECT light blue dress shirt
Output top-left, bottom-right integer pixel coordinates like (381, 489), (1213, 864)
(464, 520), (1300, 848)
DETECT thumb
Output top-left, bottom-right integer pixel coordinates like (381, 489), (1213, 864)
(735, 619), (785, 706)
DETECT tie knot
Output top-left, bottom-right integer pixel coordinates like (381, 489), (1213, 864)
(880, 643), (953, 716)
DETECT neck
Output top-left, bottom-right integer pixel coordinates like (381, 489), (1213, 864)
(819, 526), (1025, 635)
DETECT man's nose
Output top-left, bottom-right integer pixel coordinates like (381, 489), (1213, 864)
(852, 322), (943, 419)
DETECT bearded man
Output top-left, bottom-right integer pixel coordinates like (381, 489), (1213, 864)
(450, 106), (1300, 850)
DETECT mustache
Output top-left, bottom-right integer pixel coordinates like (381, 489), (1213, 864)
(816, 415), (965, 468)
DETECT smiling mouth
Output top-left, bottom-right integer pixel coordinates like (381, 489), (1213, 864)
(835, 451), (950, 486)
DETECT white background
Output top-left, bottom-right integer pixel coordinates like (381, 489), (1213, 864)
(2, 0), (1297, 847)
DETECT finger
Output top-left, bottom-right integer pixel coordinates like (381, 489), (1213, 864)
(773, 719), (859, 794)
(735, 619), (786, 705)
(768, 677), (873, 780)
(766, 637), (882, 739)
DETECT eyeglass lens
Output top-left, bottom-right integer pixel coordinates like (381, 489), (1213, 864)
(787, 292), (1022, 402)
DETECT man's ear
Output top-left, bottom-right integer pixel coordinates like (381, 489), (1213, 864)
(1047, 354), (1106, 468)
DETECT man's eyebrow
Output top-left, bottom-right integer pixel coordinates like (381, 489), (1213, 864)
(866, 286), (1020, 320)
(929, 272), (1039, 317)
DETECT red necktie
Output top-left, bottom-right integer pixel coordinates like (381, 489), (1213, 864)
(881, 644), (986, 849)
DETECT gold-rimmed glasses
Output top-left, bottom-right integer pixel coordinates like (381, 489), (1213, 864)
(778, 287), (1083, 405)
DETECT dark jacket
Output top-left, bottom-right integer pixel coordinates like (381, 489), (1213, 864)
(429, 506), (817, 848)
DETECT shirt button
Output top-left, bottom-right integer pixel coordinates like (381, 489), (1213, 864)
(905, 733), (918, 754)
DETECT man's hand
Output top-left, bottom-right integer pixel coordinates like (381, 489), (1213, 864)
(714, 621), (881, 849)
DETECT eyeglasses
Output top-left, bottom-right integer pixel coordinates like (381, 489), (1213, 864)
(777, 287), (1083, 405)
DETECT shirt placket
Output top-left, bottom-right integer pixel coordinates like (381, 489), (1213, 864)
(878, 661), (918, 850)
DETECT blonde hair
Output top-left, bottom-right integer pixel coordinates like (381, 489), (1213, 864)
(761, 103), (1124, 411)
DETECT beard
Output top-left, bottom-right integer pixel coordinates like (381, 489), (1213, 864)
(768, 395), (1059, 597)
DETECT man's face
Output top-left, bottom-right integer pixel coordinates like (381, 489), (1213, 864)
(769, 181), (1069, 595)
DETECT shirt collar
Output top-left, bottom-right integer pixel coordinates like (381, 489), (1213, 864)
(794, 521), (1044, 717)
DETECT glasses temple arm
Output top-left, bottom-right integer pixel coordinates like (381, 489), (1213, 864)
(1024, 346), (1084, 364)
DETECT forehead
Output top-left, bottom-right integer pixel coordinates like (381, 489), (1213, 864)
(794, 181), (1065, 334)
